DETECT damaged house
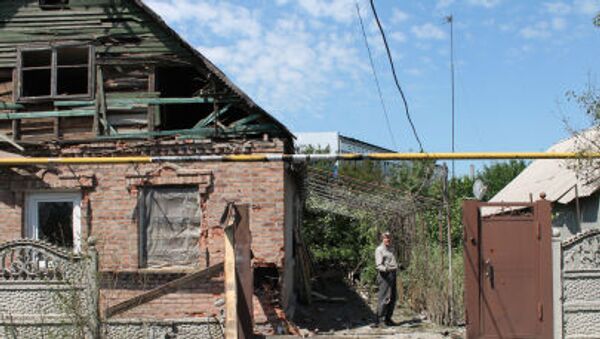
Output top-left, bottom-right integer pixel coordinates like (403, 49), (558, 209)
(0, 0), (300, 337)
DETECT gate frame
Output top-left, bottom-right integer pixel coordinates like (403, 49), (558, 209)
(463, 199), (554, 339)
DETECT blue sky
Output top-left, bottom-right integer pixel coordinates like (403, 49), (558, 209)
(146, 0), (600, 173)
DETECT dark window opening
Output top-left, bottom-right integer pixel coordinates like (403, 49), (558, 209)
(57, 47), (88, 65)
(139, 186), (201, 268)
(19, 45), (91, 100)
(22, 69), (51, 97)
(57, 67), (88, 95)
(22, 50), (52, 68)
(156, 67), (210, 130)
(39, 0), (69, 8)
(38, 201), (73, 248)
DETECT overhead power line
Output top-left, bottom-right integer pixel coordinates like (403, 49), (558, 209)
(355, 2), (398, 151)
(368, 0), (424, 152)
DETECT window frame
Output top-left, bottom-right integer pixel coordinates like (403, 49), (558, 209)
(25, 192), (82, 253)
(137, 185), (201, 269)
(16, 44), (95, 103)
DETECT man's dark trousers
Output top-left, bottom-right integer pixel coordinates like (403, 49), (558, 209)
(376, 269), (397, 323)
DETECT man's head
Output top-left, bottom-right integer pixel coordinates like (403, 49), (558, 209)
(382, 232), (391, 246)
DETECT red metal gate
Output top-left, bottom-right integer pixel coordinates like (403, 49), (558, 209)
(463, 199), (553, 339)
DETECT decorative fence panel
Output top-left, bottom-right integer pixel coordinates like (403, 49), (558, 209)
(561, 230), (600, 339)
(0, 239), (98, 339)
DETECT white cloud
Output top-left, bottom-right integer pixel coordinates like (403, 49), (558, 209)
(391, 8), (409, 24)
(390, 31), (407, 43)
(411, 23), (446, 40)
(520, 21), (551, 39)
(146, 0), (261, 38)
(544, 2), (572, 14)
(551, 17), (567, 30)
(406, 68), (423, 76)
(296, 0), (354, 23)
(436, 0), (455, 9)
(519, 16), (568, 39)
(507, 44), (532, 59)
(198, 16), (363, 114)
(468, 0), (502, 8)
(574, 0), (600, 15)
(146, 0), (367, 115)
(499, 23), (515, 32)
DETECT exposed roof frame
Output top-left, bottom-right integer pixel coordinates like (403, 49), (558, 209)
(129, 0), (293, 139)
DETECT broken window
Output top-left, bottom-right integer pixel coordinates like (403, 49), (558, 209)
(139, 186), (201, 268)
(39, 0), (69, 9)
(25, 193), (82, 252)
(18, 45), (92, 101)
(156, 67), (211, 130)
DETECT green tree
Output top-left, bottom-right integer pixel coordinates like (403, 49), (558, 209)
(478, 160), (528, 200)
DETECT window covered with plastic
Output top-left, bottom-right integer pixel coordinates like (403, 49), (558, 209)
(139, 186), (201, 268)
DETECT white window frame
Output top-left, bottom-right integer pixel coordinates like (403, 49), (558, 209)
(25, 192), (82, 253)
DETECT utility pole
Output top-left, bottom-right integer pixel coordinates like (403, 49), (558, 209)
(442, 163), (453, 323)
(444, 15), (455, 324)
(446, 15), (455, 180)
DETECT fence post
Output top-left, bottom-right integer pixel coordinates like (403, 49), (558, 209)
(552, 228), (563, 339)
(87, 237), (100, 339)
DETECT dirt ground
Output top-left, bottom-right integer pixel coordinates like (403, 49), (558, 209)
(289, 277), (464, 338)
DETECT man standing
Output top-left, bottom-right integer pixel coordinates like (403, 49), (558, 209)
(374, 232), (398, 327)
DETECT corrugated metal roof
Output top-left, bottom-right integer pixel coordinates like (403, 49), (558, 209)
(489, 128), (600, 207)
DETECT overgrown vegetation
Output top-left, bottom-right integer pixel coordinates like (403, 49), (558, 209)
(301, 157), (527, 326)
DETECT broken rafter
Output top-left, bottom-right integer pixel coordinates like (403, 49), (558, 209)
(193, 103), (232, 128)
(0, 132), (24, 152)
(229, 113), (261, 128)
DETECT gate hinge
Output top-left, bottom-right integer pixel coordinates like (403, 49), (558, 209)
(537, 302), (543, 320)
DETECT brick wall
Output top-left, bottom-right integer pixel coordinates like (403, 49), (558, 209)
(0, 138), (292, 331)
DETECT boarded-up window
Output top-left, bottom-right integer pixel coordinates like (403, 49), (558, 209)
(139, 186), (201, 268)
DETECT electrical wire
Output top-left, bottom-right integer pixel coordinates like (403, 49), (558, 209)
(368, 0), (424, 152)
(355, 2), (398, 151)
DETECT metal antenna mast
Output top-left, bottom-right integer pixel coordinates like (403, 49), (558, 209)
(446, 15), (455, 180)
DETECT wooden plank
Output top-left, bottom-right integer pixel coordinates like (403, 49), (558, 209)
(0, 110), (95, 120)
(147, 66), (156, 132)
(224, 204), (238, 339)
(194, 104), (232, 128)
(55, 100), (96, 108)
(0, 102), (24, 110)
(10, 68), (18, 141)
(229, 113), (261, 128)
(105, 91), (160, 99)
(107, 113), (147, 126)
(108, 97), (215, 105)
(105, 262), (224, 318)
(97, 67), (108, 135)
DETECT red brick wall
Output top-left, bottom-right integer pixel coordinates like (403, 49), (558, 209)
(0, 138), (290, 330)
